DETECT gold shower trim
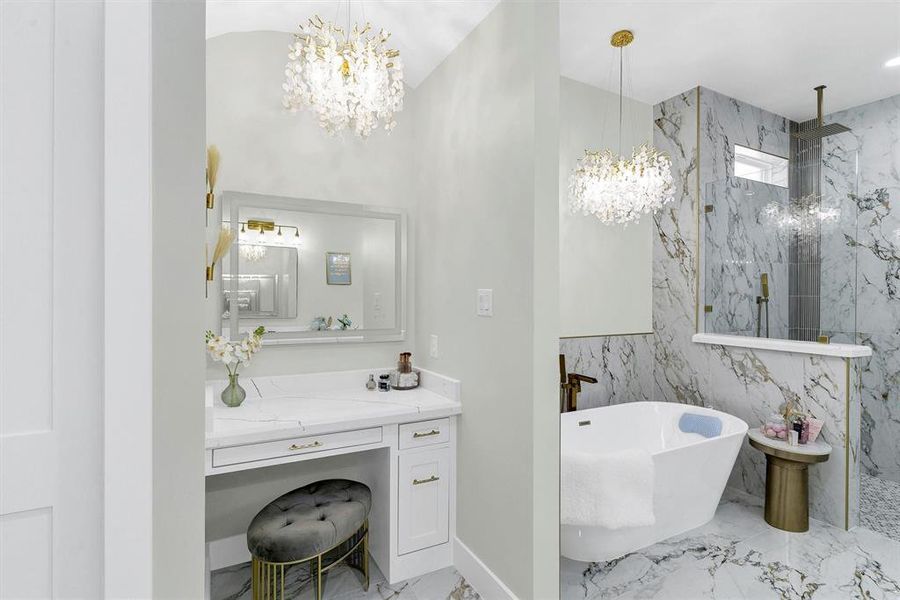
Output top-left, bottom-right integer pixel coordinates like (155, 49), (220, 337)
(844, 357), (851, 530)
(695, 86), (702, 333)
(560, 331), (654, 340)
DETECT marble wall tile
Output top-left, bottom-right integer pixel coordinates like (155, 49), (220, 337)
(652, 90), (712, 408)
(857, 332), (900, 481)
(557, 87), (863, 530)
(649, 87), (854, 528)
(559, 335), (654, 410)
(703, 177), (790, 338)
(823, 95), (900, 483)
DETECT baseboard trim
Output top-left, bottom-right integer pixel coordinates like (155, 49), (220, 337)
(207, 534), (250, 571)
(453, 537), (519, 600)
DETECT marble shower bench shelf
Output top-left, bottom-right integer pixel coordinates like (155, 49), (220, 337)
(692, 333), (872, 358)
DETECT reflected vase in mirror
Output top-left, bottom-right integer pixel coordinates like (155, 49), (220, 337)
(221, 373), (246, 408)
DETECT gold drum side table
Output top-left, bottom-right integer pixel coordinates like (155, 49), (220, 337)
(747, 428), (832, 532)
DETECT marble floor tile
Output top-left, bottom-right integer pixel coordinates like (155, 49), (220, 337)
(861, 474), (900, 543)
(211, 559), (479, 600)
(561, 488), (900, 600)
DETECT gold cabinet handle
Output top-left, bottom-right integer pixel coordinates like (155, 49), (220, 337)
(412, 429), (440, 438)
(412, 475), (440, 485)
(289, 441), (323, 451)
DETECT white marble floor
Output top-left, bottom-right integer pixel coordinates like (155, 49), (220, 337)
(211, 558), (479, 600)
(861, 474), (900, 543)
(561, 490), (900, 599)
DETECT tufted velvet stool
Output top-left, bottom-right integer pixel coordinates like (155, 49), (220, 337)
(247, 479), (372, 600)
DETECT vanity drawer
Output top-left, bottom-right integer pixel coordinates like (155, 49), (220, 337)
(398, 418), (450, 450)
(211, 427), (383, 468)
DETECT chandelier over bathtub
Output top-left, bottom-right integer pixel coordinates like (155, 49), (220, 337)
(568, 30), (674, 225)
(282, 9), (404, 138)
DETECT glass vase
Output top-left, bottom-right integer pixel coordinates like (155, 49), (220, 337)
(221, 372), (246, 407)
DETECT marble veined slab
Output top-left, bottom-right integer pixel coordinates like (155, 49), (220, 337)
(206, 368), (461, 448)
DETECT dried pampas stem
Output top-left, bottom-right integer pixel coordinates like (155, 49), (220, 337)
(211, 227), (234, 267)
(207, 227), (235, 282)
(206, 145), (220, 210)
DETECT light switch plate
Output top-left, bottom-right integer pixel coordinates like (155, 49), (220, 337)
(429, 334), (439, 358)
(477, 289), (493, 317)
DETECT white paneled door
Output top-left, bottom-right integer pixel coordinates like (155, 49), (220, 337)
(0, 2), (104, 597)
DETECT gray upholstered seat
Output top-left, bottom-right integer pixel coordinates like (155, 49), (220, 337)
(247, 479), (372, 563)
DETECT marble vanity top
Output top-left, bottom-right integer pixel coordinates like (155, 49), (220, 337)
(206, 368), (461, 448)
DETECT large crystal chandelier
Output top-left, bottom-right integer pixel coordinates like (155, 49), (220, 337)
(569, 30), (674, 225)
(282, 12), (404, 138)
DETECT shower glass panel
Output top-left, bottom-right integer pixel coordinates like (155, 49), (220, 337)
(702, 148), (858, 342)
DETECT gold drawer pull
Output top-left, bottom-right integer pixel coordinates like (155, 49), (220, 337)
(412, 475), (440, 485)
(289, 441), (323, 451)
(412, 429), (440, 438)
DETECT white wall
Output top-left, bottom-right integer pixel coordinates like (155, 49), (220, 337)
(151, 2), (207, 596)
(206, 32), (416, 377)
(104, 1), (153, 595)
(559, 77), (653, 337)
(414, 2), (559, 597)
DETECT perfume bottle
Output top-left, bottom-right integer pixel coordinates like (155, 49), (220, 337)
(366, 374), (376, 391)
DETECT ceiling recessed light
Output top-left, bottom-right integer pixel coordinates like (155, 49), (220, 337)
(886, 55), (900, 68)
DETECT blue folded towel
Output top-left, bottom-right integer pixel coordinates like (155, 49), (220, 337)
(679, 413), (722, 438)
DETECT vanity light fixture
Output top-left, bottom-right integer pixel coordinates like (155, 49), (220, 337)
(568, 30), (675, 225)
(886, 55), (900, 68)
(282, 6), (404, 137)
(233, 219), (302, 249)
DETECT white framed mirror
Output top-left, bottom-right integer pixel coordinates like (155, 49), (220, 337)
(219, 191), (407, 345)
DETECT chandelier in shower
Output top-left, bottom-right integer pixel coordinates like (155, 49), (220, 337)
(568, 30), (675, 225)
(763, 194), (841, 236)
(282, 11), (404, 138)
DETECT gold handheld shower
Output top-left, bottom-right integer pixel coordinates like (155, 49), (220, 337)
(756, 273), (770, 338)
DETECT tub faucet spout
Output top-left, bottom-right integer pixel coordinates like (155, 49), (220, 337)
(559, 354), (598, 413)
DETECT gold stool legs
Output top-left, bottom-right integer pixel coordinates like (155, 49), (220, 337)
(764, 454), (810, 532)
(250, 557), (284, 600)
(250, 522), (369, 600)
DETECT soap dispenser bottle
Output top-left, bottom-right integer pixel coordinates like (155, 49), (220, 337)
(366, 374), (376, 391)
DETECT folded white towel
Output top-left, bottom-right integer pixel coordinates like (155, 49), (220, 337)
(561, 448), (655, 529)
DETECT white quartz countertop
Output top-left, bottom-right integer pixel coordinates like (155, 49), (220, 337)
(206, 369), (461, 448)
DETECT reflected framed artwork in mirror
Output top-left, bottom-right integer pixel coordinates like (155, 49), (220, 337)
(218, 191), (406, 345)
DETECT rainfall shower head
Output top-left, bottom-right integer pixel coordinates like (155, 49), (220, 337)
(792, 85), (851, 141)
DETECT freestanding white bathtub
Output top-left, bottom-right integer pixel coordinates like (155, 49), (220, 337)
(560, 402), (748, 562)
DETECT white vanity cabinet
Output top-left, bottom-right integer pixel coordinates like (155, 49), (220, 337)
(398, 442), (451, 554)
(204, 369), (460, 587)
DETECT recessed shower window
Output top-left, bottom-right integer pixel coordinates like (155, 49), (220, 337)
(734, 145), (788, 188)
